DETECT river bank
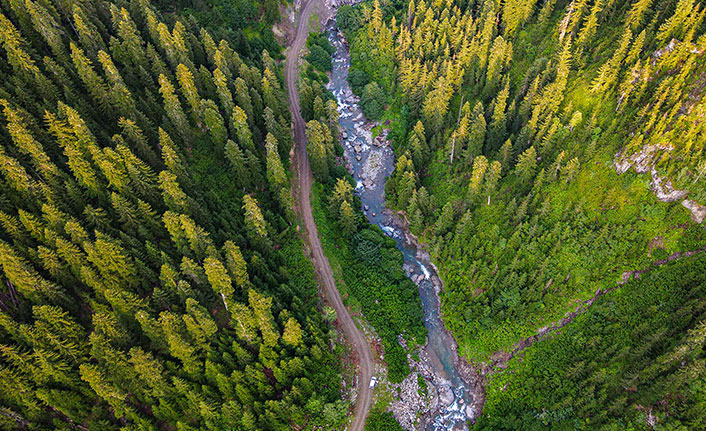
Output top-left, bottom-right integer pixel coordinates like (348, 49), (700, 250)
(384, 209), (487, 427)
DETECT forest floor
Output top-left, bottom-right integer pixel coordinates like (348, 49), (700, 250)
(283, 0), (375, 430)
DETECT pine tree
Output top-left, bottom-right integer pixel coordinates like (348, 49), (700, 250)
(213, 68), (234, 114)
(159, 128), (187, 180)
(282, 317), (303, 346)
(225, 140), (251, 189)
(231, 106), (255, 152)
(337, 196), (357, 234)
(184, 298), (217, 347)
(230, 302), (258, 344)
(25, 0), (66, 59)
(70, 43), (111, 113)
(248, 289), (278, 347)
(484, 160), (502, 204)
(434, 202), (455, 236)
(200, 99), (227, 145)
(242, 195), (267, 239)
(204, 256), (234, 309)
(306, 120), (333, 182)
(79, 364), (128, 417)
(120, 118), (159, 167)
(516, 145), (538, 183)
(158, 312), (201, 374)
(234, 78), (255, 126)
(560, 157), (580, 183)
(72, 4), (104, 58)
(1, 100), (59, 181)
(464, 102), (487, 164)
(223, 241), (249, 287)
(159, 74), (190, 141)
(128, 347), (169, 397)
(159, 170), (189, 212)
(176, 64), (201, 118)
(468, 155), (489, 199)
(265, 133), (288, 190)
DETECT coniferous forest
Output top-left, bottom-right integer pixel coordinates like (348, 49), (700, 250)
(0, 0), (349, 429)
(340, 0), (706, 428)
(0, 0), (705, 430)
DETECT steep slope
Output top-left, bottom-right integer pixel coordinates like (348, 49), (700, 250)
(0, 1), (345, 429)
(342, 0), (705, 362)
(340, 0), (706, 427)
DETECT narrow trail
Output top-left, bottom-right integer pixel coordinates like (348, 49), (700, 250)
(284, 2), (374, 430)
(488, 246), (706, 372)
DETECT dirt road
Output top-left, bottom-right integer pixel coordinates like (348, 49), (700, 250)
(284, 2), (374, 430)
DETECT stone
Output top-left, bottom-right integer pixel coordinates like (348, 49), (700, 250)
(356, 155), (362, 161)
(438, 384), (455, 406)
(354, 145), (362, 153)
(682, 199), (706, 224)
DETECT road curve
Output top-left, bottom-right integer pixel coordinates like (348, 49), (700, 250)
(283, 2), (374, 430)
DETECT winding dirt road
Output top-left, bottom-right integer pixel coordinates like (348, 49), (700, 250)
(284, 2), (374, 430)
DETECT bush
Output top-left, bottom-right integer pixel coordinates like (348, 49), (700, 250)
(360, 82), (385, 121)
(307, 44), (332, 72)
(348, 67), (370, 94)
(337, 5), (362, 35)
(366, 410), (404, 431)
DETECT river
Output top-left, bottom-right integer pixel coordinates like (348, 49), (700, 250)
(325, 20), (477, 431)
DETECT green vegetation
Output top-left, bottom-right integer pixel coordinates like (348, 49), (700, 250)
(342, 0), (706, 426)
(307, 32), (336, 73)
(477, 252), (706, 430)
(366, 405), (406, 431)
(361, 81), (387, 121)
(161, 0), (282, 62)
(310, 181), (426, 382)
(344, 0), (705, 358)
(0, 1), (346, 429)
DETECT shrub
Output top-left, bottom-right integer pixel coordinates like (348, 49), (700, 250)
(361, 82), (385, 121)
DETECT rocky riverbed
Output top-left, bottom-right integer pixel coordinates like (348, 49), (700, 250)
(325, 19), (485, 431)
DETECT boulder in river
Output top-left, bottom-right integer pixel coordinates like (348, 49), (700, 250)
(438, 384), (455, 406)
(354, 145), (362, 153)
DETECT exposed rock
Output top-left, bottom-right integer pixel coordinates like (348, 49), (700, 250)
(438, 384), (455, 406)
(683, 199), (706, 223)
(650, 168), (688, 202)
(389, 371), (433, 430)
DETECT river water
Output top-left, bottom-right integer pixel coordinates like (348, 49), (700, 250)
(325, 21), (475, 431)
